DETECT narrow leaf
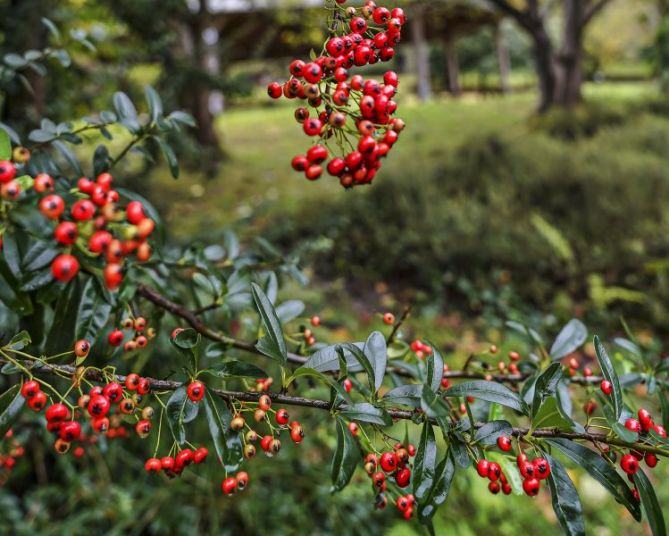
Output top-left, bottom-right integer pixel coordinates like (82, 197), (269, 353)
(0, 386), (25, 439)
(413, 422), (437, 500)
(594, 336), (623, 420)
(544, 452), (586, 536)
(550, 319), (587, 360)
(634, 469), (666, 536)
(251, 282), (287, 364)
(331, 416), (358, 491)
(443, 381), (525, 414)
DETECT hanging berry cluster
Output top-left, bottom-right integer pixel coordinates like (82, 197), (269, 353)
(267, 0), (406, 188)
(108, 315), (156, 352)
(0, 430), (25, 487)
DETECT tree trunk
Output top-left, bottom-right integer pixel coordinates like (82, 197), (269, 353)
(530, 26), (557, 113)
(443, 39), (461, 96)
(495, 26), (511, 94)
(411, 6), (432, 102)
(553, 0), (585, 107)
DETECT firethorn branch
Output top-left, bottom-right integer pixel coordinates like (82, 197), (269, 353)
(136, 284), (606, 386)
(6, 355), (668, 458)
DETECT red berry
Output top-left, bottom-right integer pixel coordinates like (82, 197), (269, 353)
(625, 418), (641, 433)
(488, 462), (501, 481)
(600, 380), (613, 395)
(54, 221), (78, 245)
(20, 380), (40, 399)
(523, 477), (541, 496)
(144, 458), (162, 472)
(87, 395), (110, 418)
(51, 254), (80, 283)
(108, 329), (124, 347)
(343, 378), (352, 393)
(621, 453), (639, 475)
(187, 381), (205, 402)
(395, 467), (411, 488)
(102, 382), (123, 403)
(222, 476), (237, 495)
(74, 339), (91, 359)
(126, 201), (146, 224)
(0, 160), (16, 183)
(40, 194), (65, 219)
(380, 451), (398, 473)
(46, 403), (70, 422)
(488, 481), (501, 494)
(476, 459), (490, 478)
(235, 471), (249, 490)
(71, 199), (96, 221)
(497, 435), (512, 452)
(103, 263), (123, 290)
(276, 408), (289, 425)
(59, 421), (81, 442)
(303, 118), (323, 136)
(306, 145), (328, 164)
(533, 457), (551, 479)
(28, 391), (47, 412)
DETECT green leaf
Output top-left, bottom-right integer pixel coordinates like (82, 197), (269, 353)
(593, 336), (623, 420)
(289, 367), (351, 404)
(154, 136), (179, 179)
(532, 362), (563, 417)
(340, 402), (391, 426)
(413, 422), (437, 501)
(420, 384), (452, 420)
(443, 381), (525, 414)
(45, 278), (80, 354)
(363, 331), (387, 392)
(9, 330), (31, 350)
(303, 342), (365, 372)
(0, 128), (10, 160)
(382, 384), (422, 407)
(41, 17), (61, 41)
(425, 341), (444, 393)
(205, 360), (267, 380)
(168, 111), (197, 127)
(144, 85), (163, 124)
(52, 140), (83, 176)
(331, 416), (358, 492)
(506, 320), (544, 345)
(634, 469), (666, 536)
(340, 344), (375, 394)
(76, 277), (111, 342)
(275, 300), (304, 323)
(165, 386), (200, 446)
(474, 420), (513, 446)
(550, 319), (587, 360)
(489, 451), (524, 495)
(612, 422), (638, 443)
(251, 282), (287, 364)
(113, 91), (137, 120)
(544, 452), (585, 536)
(172, 328), (200, 349)
(203, 391), (243, 472)
(547, 439), (641, 521)
(532, 397), (575, 431)
(417, 450), (456, 522)
(0, 385), (24, 439)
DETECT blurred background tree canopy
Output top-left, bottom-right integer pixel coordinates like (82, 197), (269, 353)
(1, 0), (669, 534)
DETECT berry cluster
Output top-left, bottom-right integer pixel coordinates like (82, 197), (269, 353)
(267, 0), (406, 188)
(477, 452), (551, 497)
(0, 430), (25, 486)
(409, 340), (433, 360)
(144, 446), (209, 477)
(19, 370), (152, 456)
(362, 442), (416, 520)
(108, 315), (156, 352)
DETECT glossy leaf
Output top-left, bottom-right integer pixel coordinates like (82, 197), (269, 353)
(205, 360), (267, 380)
(302, 342), (365, 372)
(417, 450), (456, 522)
(113, 91), (137, 120)
(547, 439), (641, 521)
(251, 282), (287, 364)
(532, 397), (575, 432)
(593, 336), (623, 420)
(203, 391), (243, 472)
(275, 300), (304, 324)
(9, 330), (31, 350)
(331, 416), (358, 491)
(634, 469), (666, 536)
(341, 344), (375, 394)
(474, 420), (513, 446)
(532, 362), (563, 417)
(0, 385), (25, 439)
(340, 402), (391, 426)
(76, 277), (111, 342)
(144, 85), (163, 123)
(425, 341), (444, 393)
(363, 331), (387, 392)
(443, 381), (525, 414)
(413, 422), (437, 501)
(172, 328), (200, 349)
(165, 386), (199, 446)
(382, 384), (422, 407)
(544, 452), (585, 536)
(550, 319), (587, 360)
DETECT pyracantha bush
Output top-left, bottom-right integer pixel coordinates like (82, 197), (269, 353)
(0, 10), (667, 536)
(267, 0), (405, 187)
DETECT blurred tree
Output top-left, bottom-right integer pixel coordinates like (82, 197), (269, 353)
(652, 0), (669, 93)
(487, 0), (612, 111)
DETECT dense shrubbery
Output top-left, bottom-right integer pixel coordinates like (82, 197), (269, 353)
(268, 113), (669, 325)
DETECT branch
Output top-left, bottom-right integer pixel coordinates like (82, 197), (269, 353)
(6, 357), (668, 457)
(582, 0), (611, 26)
(137, 284), (611, 386)
(487, 0), (536, 33)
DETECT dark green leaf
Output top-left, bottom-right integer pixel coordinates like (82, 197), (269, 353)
(203, 391), (243, 472)
(532, 397), (575, 431)
(418, 450), (455, 523)
(382, 384), (422, 407)
(544, 452), (585, 536)
(144, 85), (163, 123)
(612, 422), (638, 443)
(45, 278), (80, 353)
(165, 386), (199, 446)
(363, 331), (387, 392)
(331, 416), (358, 492)
(550, 319), (587, 360)
(547, 439), (641, 521)
(113, 91), (137, 120)
(634, 469), (666, 536)
(251, 282), (287, 364)
(9, 331), (31, 350)
(443, 381), (525, 414)
(341, 344), (375, 394)
(594, 336), (623, 420)
(205, 360), (267, 380)
(474, 420), (513, 446)
(275, 300), (304, 323)
(154, 137), (179, 178)
(425, 341), (444, 393)
(413, 422), (437, 500)
(172, 328), (200, 349)
(340, 402), (391, 426)
(76, 277), (111, 342)
(0, 127), (10, 160)
(0, 386), (24, 439)
(303, 342), (365, 372)
(532, 362), (563, 417)
(290, 367), (351, 404)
